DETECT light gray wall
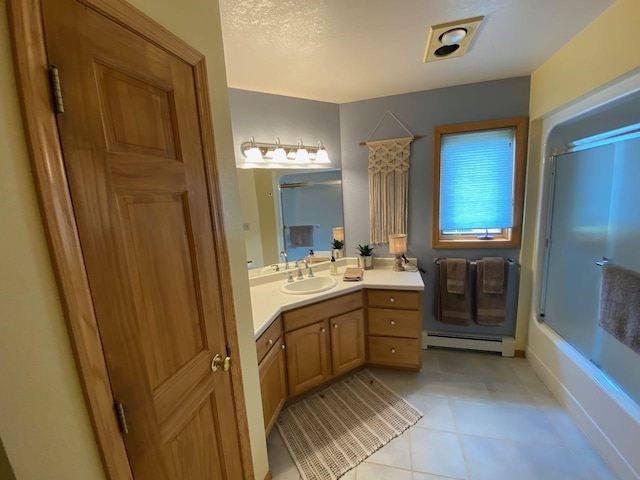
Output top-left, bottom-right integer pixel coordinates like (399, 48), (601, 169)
(228, 89), (342, 168)
(339, 76), (531, 329)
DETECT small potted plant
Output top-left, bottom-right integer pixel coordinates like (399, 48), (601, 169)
(330, 238), (344, 258)
(356, 243), (374, 270)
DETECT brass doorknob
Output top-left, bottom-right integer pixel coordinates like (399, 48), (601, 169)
(211, 353), (223, 372)
(211, 354), (231, 372)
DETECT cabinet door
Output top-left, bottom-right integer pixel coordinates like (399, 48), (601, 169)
(330, 309), (365, 376)
(258, 337), (287, 434)
(285, 320), (331, 397)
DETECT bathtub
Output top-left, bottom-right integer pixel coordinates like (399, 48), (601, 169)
(527, 315), (640, 479)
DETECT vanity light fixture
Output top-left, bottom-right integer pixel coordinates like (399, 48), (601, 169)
(272, 137), (288, 163)
(294, 139), (310, 163)
(240, 137), (332, 168)
(244, 136), (265, 163)
(388, 234), (407, 272)
(315, 141), (331, 164)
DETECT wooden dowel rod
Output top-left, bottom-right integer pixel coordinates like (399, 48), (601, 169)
(358, 134), (423, 146)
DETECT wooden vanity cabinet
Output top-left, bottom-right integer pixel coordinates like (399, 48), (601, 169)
(366, 289), (422, 371)
(330, 309), (366, 376)
(256, 316), (287, 434)
(284, 319), (332, 397)
(282, 292), (364, 397)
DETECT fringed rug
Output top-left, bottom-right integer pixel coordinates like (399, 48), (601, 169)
(275, 369), (423, 480)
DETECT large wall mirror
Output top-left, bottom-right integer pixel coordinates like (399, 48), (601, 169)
(237, 168), (344, 276)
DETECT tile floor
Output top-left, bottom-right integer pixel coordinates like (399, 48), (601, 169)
(267, 348), (618, 480)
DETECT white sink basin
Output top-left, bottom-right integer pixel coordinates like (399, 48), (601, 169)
(279, 276), (338, 295)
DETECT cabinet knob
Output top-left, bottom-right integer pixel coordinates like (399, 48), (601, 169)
(267, 339), (273, 346)
(281, 344), (286, 350)
(389, 297), (395, 303)
(390, 320), (396, 326)
(390, 348), (396, 354)
(333, 323), (338, 329)
(321, 328), (326, 333)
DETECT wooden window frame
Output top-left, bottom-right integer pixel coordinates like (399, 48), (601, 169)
(432, 116), (528, 249)
(6, 1), (255, 478)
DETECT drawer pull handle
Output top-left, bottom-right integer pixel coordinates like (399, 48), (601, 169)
(321, 328), (326, 333)
(281, 344), (286, 350)
(390, 320), (396, 326)
(267, 339), (273, 346)
(390, 297), (395, 303)
(333, 323), (338, 329)
(390, 348), (396, 354)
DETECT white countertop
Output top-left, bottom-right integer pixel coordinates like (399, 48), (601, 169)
(250, 258), (425, 339)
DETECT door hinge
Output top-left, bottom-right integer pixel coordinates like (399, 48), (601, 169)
(114, 401), (129, 436)
(49, 65), (65, 114)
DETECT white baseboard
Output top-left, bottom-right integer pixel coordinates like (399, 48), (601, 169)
(423, 330), (515, 357)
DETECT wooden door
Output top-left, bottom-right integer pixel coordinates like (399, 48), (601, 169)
(40, 1), (245, 478)
(330, 309), (366, 376)
(285, 320), (331, 397)
(258, 338), (287, 434)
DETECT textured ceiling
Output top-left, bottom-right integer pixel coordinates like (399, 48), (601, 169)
(219, 0), (615, 104)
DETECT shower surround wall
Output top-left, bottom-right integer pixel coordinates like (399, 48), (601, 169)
(339, 76), (531, 336)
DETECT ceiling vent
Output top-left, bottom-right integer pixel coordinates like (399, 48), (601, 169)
(423, 16), (484, 63)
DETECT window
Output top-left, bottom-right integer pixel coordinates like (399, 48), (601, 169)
(432, 117), (527, 248)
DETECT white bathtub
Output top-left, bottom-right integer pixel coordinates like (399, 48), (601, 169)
(527, 316), (640, 479)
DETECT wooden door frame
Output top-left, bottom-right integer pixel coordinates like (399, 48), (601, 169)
(6, 1), (255, 478)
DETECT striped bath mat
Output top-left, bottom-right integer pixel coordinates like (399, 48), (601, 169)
(276, 369), (423, 480)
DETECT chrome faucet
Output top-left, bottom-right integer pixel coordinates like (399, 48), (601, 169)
(307, 265), (314, 278)
(295, 259), (308, 280)
(280, 251), (289, 270)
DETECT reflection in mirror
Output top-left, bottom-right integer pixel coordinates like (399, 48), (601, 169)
(237, 169), (344, 277)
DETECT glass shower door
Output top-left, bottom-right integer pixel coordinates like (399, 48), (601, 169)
(542, 137), (640, 405)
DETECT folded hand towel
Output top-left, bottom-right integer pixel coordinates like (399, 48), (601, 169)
(600, 264), (640, 354)
(436, 259), (472, 326)
(476, 259), (509, 326)
(482, 257), (505, 294)
(343, 267), (363, 282)
(446, 258), (467, 294)
(289, 225), (313, 247)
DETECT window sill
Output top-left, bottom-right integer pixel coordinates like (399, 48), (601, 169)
(432, 237), (520, 249)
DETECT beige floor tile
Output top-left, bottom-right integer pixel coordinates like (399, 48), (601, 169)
(404, 392), (456, 432)
(366, 429), (411, 470)
(410, 427), (468, 479)
(412, 473), (460, 480)
(571, 448), (618, 480)
(265, 350), (614, 480)
(459, 435), (530, 480)
(503, 404), (565, 446)
(267, 427), (284, 446)
(451, 399), (511, 439)
(267, 443), (300, 480)
(355, 462), (412, 480)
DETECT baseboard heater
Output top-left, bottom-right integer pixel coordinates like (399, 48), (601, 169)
(423, 330), (515, 357)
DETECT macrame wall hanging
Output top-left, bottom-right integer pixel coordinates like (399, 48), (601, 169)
(360, 111), (421, 244)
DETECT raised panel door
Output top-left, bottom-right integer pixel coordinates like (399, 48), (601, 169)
(258, 338), (287, 434)
(285, 320), (331, 397)
(330, 309), (365, 376)
(41, 1), (244, 478)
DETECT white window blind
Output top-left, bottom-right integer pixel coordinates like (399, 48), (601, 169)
(440, 128), (515, 230)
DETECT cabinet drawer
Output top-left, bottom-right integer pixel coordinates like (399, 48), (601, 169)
(368, 336), (420, 369)
(368, 308), (420, 338)
(367, 289), (421, 310)
(256, 316), (283, 364)
(283, 291), (363, 332)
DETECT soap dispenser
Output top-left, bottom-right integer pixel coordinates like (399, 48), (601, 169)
(330, 254), (337, 275)
(309, 249), (315, 263)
